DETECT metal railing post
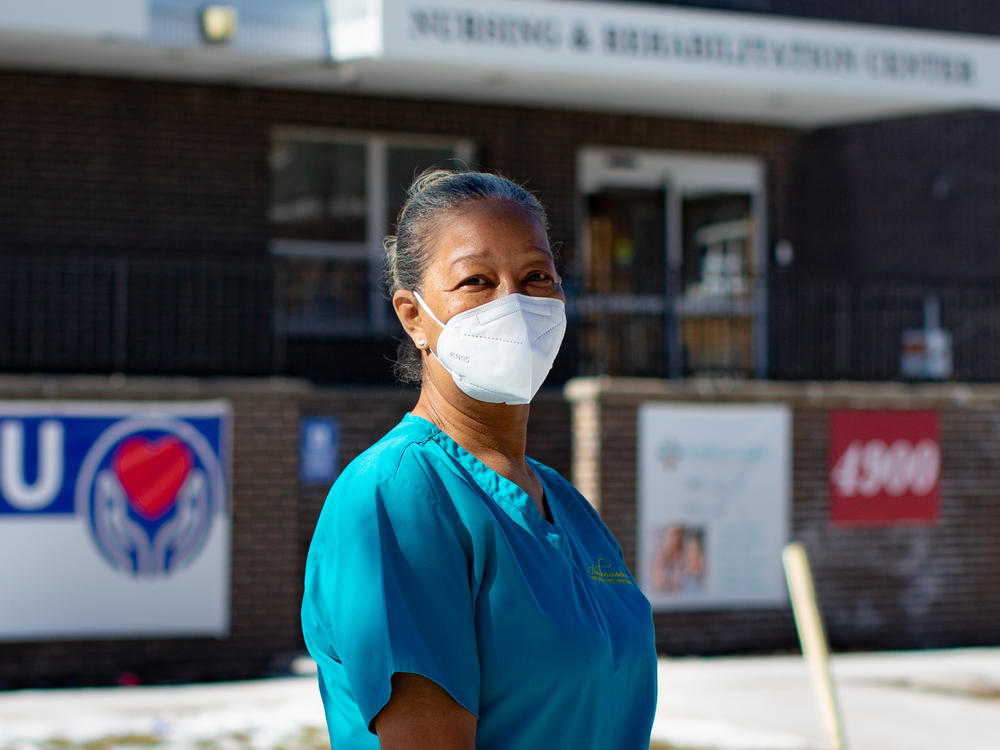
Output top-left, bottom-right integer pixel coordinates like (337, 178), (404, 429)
(114, 256), (128, 373)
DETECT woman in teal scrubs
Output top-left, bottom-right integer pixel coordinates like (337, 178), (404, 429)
(301, 170), (657, 749)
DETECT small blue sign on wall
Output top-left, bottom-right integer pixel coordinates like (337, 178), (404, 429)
(300, 417), (339, 485)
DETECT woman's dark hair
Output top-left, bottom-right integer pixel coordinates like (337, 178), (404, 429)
(383, 169), (549, 384)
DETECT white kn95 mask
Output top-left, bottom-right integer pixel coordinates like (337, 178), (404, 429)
(413, 291), (567, 405)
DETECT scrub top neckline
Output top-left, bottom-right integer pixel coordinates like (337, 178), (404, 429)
(402, 412), (562, 533)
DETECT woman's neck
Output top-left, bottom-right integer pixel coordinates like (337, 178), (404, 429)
(413, 385), (530, 470)
(410, 365), (546, 509)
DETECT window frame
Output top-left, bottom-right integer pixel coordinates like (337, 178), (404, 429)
(269, 127), (475, 334)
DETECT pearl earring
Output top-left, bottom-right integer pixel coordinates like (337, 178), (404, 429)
(417, 339), (427, 348)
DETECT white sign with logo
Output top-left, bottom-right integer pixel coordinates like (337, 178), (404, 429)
(0, 401), (231, 640)
(637, 402), (790, 611)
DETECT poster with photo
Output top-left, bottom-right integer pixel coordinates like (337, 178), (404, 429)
(637, 403), (790, 611)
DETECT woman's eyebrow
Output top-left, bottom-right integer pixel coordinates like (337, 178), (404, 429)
(448, 247), (553, 269)
(448, 253), (491, 268)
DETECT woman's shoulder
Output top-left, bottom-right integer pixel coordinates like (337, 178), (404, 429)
(340, 414), (438, 483)
(329, 415), (445, 499)
(315, 415), (458, 530)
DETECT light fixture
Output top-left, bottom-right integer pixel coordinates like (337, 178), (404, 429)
(200, 5), (238, 44)
(774, 239), (794, 267)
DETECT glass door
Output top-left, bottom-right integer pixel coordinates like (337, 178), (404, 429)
(580, 187), (669, 376)
(676, 192), (756, 376)
(577, 148), (766, 379)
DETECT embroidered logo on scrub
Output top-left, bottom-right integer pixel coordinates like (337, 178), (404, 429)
(587, 557), (633, 585)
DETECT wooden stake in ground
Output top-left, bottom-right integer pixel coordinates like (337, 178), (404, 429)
(782, 541), (849, 750)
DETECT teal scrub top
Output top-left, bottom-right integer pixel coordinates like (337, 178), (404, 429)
(301, 414), (657, 749)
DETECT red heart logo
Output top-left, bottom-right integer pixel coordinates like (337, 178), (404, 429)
(112, 436), (193, 521)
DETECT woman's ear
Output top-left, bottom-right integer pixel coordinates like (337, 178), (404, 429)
(392, 290), (427, 349)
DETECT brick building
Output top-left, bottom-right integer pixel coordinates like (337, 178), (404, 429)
(1, 0), (999, 685)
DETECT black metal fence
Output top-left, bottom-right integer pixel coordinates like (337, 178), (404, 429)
(1, 254), (998, 382)
(0, 255), (276, 376)
(769, 278), (1000, 382)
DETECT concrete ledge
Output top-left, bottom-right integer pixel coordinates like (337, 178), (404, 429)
(0, 374), (317, 397)
(564, 376), (1000, 406)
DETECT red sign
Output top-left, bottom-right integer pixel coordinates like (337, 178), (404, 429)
(829, 410), (940, 525)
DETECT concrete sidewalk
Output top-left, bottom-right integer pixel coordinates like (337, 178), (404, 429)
(0, 648), (997, 750)
(652, 648), (1000, 750)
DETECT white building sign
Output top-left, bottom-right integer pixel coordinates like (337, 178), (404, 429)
(397, 3), (976, 91)
(637, 403), (790, 610)
(329, 0), (1000, 124)
(0, 401), (231, 641)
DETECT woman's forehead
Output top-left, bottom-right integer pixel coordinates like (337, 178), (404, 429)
(450, 197), (544, 227)
(430, 199), (550, 255)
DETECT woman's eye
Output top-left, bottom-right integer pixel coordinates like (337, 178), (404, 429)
(527, 272), (553, 283)
(461, 276), (488, 287)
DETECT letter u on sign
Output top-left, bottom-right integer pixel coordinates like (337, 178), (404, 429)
(1, 420), (65, 511)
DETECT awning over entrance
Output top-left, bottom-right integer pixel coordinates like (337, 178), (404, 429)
(2, 0), (1000, 126)
(326, 0), (1000, 126)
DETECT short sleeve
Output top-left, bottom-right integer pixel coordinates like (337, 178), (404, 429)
(302, 448), (480, 732)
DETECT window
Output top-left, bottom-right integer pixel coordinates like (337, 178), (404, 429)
(269, 131), (474, 336)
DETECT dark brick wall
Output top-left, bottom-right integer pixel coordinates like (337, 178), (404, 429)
(0, 75), (267, 257)
(799, 405), (1000, 649)
(3, 51), (992, 296)
(0, 376), (571, 687)
(786, 111), (1000, 283)
(0, 69), (799, 384)
(568, 378), (1000, 655)
(2, 358), (997, 679)
(0, 70), (797, 271)
(15, 70), (1000, 383)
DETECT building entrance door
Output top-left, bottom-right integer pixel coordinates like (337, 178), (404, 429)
(577, 148), (766, 378)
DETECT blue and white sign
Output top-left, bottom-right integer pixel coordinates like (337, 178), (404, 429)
(300, 416), (339, 485)
(0, 401), (231, 641)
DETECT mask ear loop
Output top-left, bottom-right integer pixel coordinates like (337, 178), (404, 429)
(412, 290), (447, 329)
(412, 291), (469, 386)
(411, 291), (448, 364)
